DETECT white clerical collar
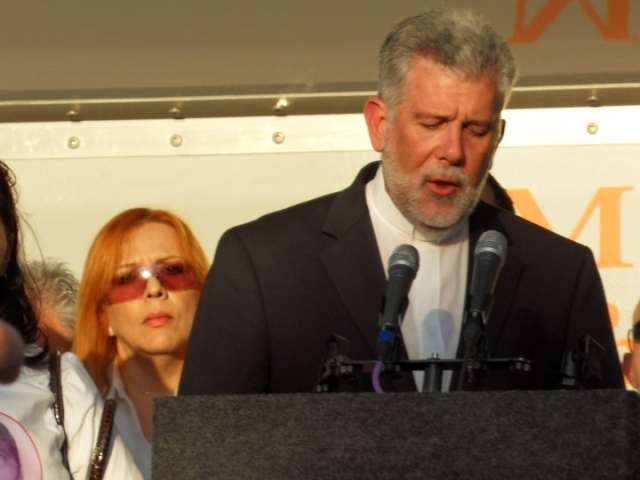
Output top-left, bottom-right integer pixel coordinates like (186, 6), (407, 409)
(370, 165), (467, 244)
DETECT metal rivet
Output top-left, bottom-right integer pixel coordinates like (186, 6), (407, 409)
(586, 122), (599, 135)
(170, 134), (183, 147)
(169, 108), (184, 119)
(273, 99), (289, 116)
(67, 136), (80, 149)
(66, 110), (81, 122)
(587, 95), (600, 107)
(272, 132), (285, 144)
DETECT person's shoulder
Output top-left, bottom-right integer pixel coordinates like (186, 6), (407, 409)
(506, 212), (586, 248)
(228, 161), (378, 239)
(489, 208), (595, 268)
(475, 202), (592, 256)
(225, 187), (346, 244)
(59, 351), (88, 373)
(59, 351), (101, 399)
(254, 192), (337, 228)
(213, 194), (337, 260)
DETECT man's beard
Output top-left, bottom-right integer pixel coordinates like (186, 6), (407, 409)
(382, 150), (487, 234)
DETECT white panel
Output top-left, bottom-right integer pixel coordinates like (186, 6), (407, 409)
(1, 105), (638, 163)
(0, 105), (638, 363)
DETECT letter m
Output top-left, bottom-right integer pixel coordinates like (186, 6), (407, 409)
(510, 0), (638, 43)
(508, 186), (634, 268)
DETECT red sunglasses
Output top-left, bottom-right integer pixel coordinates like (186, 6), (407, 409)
(106, 260), (199, 304)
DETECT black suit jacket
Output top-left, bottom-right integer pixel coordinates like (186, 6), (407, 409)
(180, 162), (623, 394)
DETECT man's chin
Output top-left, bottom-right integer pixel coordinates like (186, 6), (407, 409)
(423, 193), (481, 226)
(415, 205), (465, 230)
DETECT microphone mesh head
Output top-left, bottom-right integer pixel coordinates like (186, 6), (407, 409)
(475, 230), (507, 263)
(389, 244), (419, 273)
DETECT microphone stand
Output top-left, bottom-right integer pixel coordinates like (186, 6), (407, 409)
(558, 334), (604, 389)
(456, 311), (490, 391)
(422, 353), (443, 392)
(315, 336), (532, 394)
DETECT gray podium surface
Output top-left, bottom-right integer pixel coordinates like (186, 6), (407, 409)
(153, 390), (639, 479)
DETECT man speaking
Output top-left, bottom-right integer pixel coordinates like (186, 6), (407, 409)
(179, 8), (623, 395)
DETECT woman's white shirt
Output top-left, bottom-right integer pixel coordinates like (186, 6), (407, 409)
(108, 363), (152, 479)
(0, 351), (143, 479)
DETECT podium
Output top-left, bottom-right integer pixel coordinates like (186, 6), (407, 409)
(153, 390), (640, 479)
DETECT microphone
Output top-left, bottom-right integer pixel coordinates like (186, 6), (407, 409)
(467, 230), (508, 322)
(376, 244), (419, 361)
(458, 230), (507, 388)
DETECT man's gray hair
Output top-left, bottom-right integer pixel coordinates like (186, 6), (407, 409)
(378, 9), (518, 112)
(26, 258), (79, 335)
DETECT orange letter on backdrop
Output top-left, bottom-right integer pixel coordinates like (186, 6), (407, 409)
(508, 187), (634, 268)
(510, 0), (637, 43)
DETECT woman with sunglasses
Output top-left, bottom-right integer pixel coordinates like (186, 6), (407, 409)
(73, 208), (209, 478)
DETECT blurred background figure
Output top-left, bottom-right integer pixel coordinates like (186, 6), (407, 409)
(73, 208), (209, 478)
(26, 258), (79, 352)
(622, 299), (640, 389)
(0, 321), (23, 384)
(0, 160), (142, 478)
(480, 173), (515, 213)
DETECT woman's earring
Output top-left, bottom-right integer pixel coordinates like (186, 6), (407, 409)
(108, 326), (115, 337)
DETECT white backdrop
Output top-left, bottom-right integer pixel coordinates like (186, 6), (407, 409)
(0, 106), (638, 362)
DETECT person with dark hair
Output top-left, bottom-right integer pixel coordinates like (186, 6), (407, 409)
(0, 322), (23, 384)
(180, 8), (622, 395)
(73, 208), (209, 478)
(0, 160), (142, 478)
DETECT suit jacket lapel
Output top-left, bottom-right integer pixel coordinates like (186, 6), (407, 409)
(319, 162), (386, 356)
(319, 162), (417, 391)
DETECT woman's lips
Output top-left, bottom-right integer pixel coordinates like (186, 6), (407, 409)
(144, 312), (172, 327)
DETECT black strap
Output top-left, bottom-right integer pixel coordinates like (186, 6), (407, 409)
(48, 350), (71, 472)
(49, 351), (118, 479)
(90, 398), (117, 480)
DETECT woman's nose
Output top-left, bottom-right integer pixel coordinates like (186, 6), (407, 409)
(145, 275), (166, 298)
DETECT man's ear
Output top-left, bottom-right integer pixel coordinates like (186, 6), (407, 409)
(498, 118), (506, 144)
(363, 97), (388, 153)
(485, 118), (507, 172)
